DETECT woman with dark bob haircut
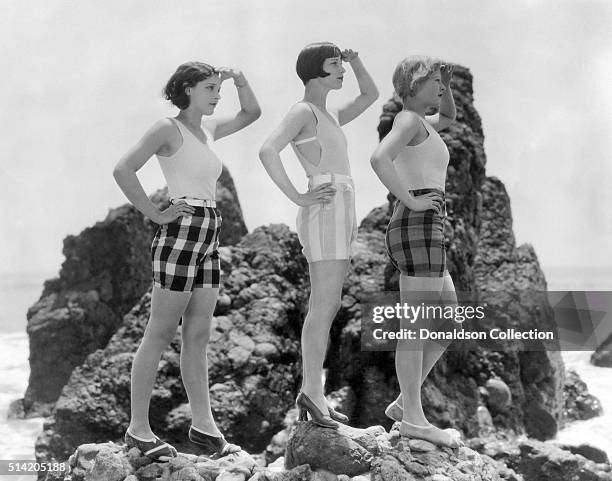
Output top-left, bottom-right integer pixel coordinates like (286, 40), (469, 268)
(371, 56), (463, 448)
(113, 61), (260, 460)
(259, 42), (378, 428)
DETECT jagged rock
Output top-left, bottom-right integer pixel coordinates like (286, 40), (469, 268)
(483, 379), (511, 411)
(45, 442), (258, 481)
(563, 369), (603, 421)
(473, 177), (566, 440)
(591, 332), (612, 366)
(470, 436), (612, 481)
(557, 443), (609, 464)
(283, 424), (518, 480)
(36, 224), (309, 464)
(24, 168), (247, 416)
(285, 422), (373, 476)
(7, 398), (26, 419)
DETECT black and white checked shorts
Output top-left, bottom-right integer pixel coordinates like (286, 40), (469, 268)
(385, 188), (447, 278)
(151, 199), (222, 291)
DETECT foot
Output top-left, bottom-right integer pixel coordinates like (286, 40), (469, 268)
(328, 405), (349, 423)
(384, 399), (403, 423)
(399, 421), (464, 449)
(188, 426), (241, 458)
(125, 430), (178, 461)
(296, 392), (338, 429)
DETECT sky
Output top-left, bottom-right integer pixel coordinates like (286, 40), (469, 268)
(1, 0), (611, 281)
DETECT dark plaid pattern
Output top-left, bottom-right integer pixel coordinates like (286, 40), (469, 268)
(151, 206), (221, 291)
(385, 188), (447, 277)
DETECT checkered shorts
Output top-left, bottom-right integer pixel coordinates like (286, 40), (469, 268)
(385, 189), (447, 277)
(151, 200), (222, 291)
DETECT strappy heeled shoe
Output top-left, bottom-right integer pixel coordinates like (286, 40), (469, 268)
(296, 392), (339, 429)
(188, 426), (241, 458)
(399, 421), (464, 449)
(125, 430), (178, 461)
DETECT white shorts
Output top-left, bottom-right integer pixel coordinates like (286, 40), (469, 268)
(296, 173), (358, 263)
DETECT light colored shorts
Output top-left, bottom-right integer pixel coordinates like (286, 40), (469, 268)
(296, 173), (358, 263)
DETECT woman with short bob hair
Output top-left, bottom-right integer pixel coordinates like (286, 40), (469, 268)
(259, 42), (378, 428)
(370, 55), (463, 448)
(113, 60), (261, 460)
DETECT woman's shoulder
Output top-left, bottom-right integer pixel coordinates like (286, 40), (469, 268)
(392, 110), (421, 132)
(145, 118), (180, 140)
(280, 102), (316, 125)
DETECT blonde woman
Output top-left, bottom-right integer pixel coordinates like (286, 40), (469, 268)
(370, 56), (463, 448)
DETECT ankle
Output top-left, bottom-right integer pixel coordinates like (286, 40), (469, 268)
(127, 423), (154, 437)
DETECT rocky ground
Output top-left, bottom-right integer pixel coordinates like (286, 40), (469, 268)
(45, 420), (612, 481)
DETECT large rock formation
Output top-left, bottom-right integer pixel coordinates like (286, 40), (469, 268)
(23, 168), (247, 416)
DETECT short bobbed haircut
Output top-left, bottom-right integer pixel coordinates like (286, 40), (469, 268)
(163, 61), (217, 110)
(392, 56), (442, 102)
(296, 42), (342, 85)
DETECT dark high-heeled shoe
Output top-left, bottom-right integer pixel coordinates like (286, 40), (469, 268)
(328, 406), (349, 423)
(296, 392), (339, 429)
(188, 426), (241, 458)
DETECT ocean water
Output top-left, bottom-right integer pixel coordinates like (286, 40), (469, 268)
(0, 266), (611, 473)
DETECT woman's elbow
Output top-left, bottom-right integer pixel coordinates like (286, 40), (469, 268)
(258, 144), (272, 163)
(371, 87), (380, 102)
(370, 154), (382, 171)
(245, 107), (262, 124)
(112, 164), (123, 180)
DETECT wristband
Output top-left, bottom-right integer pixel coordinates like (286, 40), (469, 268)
(234, 80), (248, 88)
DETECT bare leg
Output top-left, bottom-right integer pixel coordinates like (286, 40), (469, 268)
(395, 275), (444, 426)
(128, 287), (191, 439)
(392, 272), (457, 407)
(395, 273), (462, 447)
(180, 287), (219, 435)
(300, 260), (349, 414)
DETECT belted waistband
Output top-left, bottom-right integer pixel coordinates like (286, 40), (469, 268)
(171, 197), (217, 207)
(308, 173), (353, 186)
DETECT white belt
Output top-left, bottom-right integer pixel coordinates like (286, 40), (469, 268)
(171, 197), (217, 207)
(308, 173), (353, 186)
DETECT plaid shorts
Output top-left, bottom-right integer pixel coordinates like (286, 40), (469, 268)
(385, 188), (447, 277)
(151, 199), (222, 291)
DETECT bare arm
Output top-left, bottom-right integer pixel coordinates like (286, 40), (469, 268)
(259, 104), (336, 206)
(336, 50), (379, 126)
(204, 68), (261, 141)
(370, 112), (442, 213)
(426, 64), (456, 132)
(112, 120), (195, 223)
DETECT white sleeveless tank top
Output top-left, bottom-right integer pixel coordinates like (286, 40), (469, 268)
(156, 118), (222, 200)
(290, 102), (351, 177)
(394, 114), (449, 191)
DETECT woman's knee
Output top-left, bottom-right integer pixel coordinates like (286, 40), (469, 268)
(181, 319), (212, 347)
(182, 329), (211, 348)
(307, 295), (342, 318)
(143, 323), (177, 347)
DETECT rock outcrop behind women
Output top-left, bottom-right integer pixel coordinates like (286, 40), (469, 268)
(22, 167), (247, 416)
